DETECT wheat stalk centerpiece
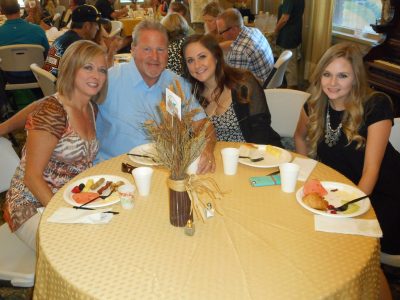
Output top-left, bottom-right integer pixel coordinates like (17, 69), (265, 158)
(143, 79), (211, 227)
(143, 80), (210, 180)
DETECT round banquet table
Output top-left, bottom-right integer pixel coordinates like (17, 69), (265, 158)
(33, 142), (380, 300)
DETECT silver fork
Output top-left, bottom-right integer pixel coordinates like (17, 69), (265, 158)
(127, 153), (158, 163)
(239, 156), (264, 162)
(331, 195), (369, 212)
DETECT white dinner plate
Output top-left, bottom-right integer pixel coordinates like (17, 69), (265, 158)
(238, 145), (292, 168)
(63, 175), (130, 208)
(296, 181), (371, 218)
(128, 143), (161, 166)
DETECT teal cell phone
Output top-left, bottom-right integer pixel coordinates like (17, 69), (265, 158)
(249, 174), (281, 187)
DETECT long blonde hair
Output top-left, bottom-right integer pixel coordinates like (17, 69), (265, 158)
(307, 42), (368, 157)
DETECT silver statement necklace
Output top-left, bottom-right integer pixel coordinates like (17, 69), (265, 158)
(325, 105), (342, 147)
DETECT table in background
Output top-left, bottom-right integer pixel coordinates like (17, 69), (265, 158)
(33, 142), (380, 299)
(119, 17), (143, 37)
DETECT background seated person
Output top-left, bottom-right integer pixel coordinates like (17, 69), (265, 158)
(23, 0), (51, 30)
(202, 1), (223, 42)
(161, 12), (189, 76)
(168, 1), (194, 35)
(216, 8), (274, 84)
(0, 0), (49, 102)
(43, 4), (118, 77)
(95, 0), (128, 20)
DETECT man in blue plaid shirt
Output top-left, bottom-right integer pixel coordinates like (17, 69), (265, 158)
(216, 8), (274, 84)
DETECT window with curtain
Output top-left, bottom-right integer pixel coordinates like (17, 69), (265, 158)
(333, 0), (382, 34)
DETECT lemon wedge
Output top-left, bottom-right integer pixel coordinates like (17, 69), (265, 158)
(266, 145), (281, 158)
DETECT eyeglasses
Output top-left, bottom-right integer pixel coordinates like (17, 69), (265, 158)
(219, 27), (232, 35)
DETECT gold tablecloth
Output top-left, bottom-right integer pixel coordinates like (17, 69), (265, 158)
(33, 142), (380, 299)
(119, 18), (143, 37)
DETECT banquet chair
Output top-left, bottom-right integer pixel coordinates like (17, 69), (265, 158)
(109, 20), (123, 37)
(0, 44), (45, 92)
(0, 44), (44, 110)
(0, 137), (35, 288)
(389, 117), (400, 152)
(0, 44), (45, 111)
(263, 50), (293, 89)
(30, 63), (57, 96)
(264, 88), (310, 138)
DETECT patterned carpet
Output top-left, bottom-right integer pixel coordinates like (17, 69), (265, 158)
(1, 132), (400, 300)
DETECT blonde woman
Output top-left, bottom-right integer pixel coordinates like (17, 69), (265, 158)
(294, 42), (400, 262)
(3, 40), (108, 252)
(161, 12), (189, 75)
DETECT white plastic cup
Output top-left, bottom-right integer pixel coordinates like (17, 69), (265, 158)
(279, 163), (300, 193)
(118, 184), (135, 209)
(221, 148), (240, 175)
(132, 167), (154, 196)
(186, 156), (200, 175)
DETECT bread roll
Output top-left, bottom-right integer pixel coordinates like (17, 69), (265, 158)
(303, 193), (328, 210)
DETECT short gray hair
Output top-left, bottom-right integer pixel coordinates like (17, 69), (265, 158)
(131, 20), (169, 47)
(217, 8), (243, 28)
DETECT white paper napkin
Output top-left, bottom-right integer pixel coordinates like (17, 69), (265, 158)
(47, 207), (114, 224)
(314, 215), (382, 238)
(292, 157), (318, 181)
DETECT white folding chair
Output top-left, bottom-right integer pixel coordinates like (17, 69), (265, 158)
(0, 137), (35, 288)
(0, 44), (45, 91)
(0, 223), (36, 287)
(30, 63), (57, 96)
(0, 44), (44, 91)
(109, 20), (123, 37)
(0, 44), (44, 111)
(389, 117), (400, 152)
(263, 50), (293, 89)
(264, 88), (310, 138)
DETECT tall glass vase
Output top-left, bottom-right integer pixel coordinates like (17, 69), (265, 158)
(167, 177), (192, 227)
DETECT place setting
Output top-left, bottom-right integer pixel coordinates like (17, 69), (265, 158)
(294, 178), (381, 238)
(47, 174), (142, 224)
(237, 144), (292, 168)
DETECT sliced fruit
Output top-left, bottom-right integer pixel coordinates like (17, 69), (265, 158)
(72, 192), (100, 204)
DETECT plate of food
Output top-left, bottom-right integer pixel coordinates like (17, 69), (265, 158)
(128, 143), (161, 166)
(296, 179), (371, 218)
(238, 144), (292, 168)
(63, 175), (131, 208)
